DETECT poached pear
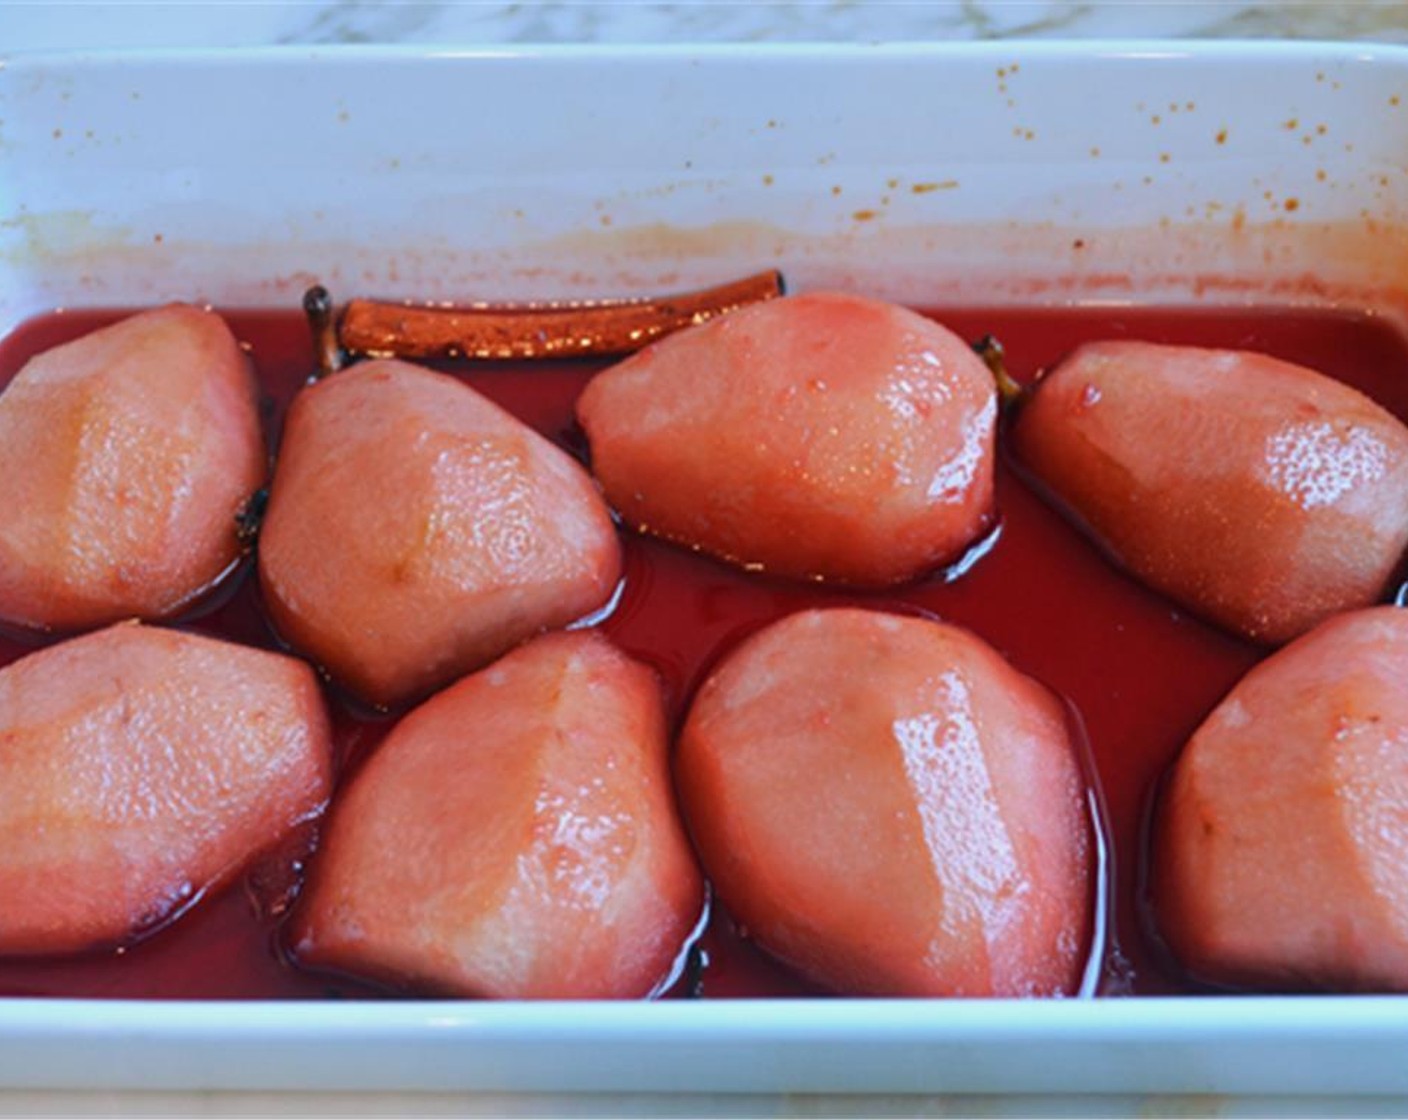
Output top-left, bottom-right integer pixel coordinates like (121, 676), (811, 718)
(676, 607), (1092, 997)
(1155, 606), (1408, 991)
(0, 304), (264, 632)
(290, 630), (703, 998)
(258, 359), (621, 708)
(1011, 340), (1408, 644)
(0, 622), (332, 956)
(576, 292), (997, 586)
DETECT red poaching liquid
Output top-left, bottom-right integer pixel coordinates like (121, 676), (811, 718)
(1, 304), (1407, 1002)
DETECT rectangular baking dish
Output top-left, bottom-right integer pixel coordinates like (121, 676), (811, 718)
(2, 42), (1408, 1094)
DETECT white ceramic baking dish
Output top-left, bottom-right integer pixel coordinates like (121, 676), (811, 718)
(2, 42), (1408, 1094)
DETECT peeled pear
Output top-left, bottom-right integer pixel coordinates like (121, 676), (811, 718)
(0, 622), (332, 956)
(1012, 340), (1408, 644)
(291, 630), (703, 999)
(676, 607), (1091, 997)
(0, 304), (265, 632)
(1155, 606), (1408, 991)
(258, 359), (621, 708)
(576, 292), (997, 586)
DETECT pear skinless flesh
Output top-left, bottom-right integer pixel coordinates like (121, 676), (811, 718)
(291, 630), (704, 999)
(258, 359), (621, 709)
(1011, 340), (1408, 645)
(0, 304), (264, 632)
(1155, 606), (1408, 992)
(576, 292), (997, 586)
(676, 608), (1091, 997)
(0, 623), (332, 956)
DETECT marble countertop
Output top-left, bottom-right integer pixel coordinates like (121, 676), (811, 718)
(4, 1), (1408, 52)
(6, 4), (1408, 1118)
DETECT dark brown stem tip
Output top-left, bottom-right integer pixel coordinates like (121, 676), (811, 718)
(302, 285), (331, 320)
(235, 487), (270, 550)
(303, 285), (344, 380)
(973, 333), (1027, 410)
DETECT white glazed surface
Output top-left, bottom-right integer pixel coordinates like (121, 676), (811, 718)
(6, 42), (1408, 324)
(5, 38), (1408, 1113)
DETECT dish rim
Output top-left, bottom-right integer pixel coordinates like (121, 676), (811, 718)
(3, 37), (1408, 1094)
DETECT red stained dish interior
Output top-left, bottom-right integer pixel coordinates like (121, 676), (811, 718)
(1, 303), (1406, 1000)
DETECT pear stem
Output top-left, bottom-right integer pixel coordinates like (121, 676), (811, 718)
(973, 333), (1027, 409)
(235, 487), (269, 550)
(303, 285), (344, 381)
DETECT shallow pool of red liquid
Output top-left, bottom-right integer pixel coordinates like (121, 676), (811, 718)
(2, 302), (1407, 1000)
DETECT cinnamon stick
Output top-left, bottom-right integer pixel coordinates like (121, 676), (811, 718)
(336, 270), (785, 361)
